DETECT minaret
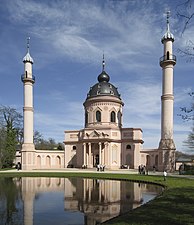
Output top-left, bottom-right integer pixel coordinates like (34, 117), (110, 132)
(21, 37), (35, 170)
(158, 12), (176, 171)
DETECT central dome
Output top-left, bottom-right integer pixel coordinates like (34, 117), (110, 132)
(86, 70), (121, 100)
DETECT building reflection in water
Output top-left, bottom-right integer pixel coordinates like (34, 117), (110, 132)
(4, 177), (162, 225)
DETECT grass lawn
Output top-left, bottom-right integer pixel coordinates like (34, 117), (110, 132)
(0, 171), (194, 225)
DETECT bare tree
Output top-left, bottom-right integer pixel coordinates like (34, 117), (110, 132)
(176, 0), (194, 61)
(178, 92), (194, 150)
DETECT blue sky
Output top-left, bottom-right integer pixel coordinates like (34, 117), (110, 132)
(0, 0), (193, 153)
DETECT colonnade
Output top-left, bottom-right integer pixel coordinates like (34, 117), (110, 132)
(82, 179), (120, 203)
(82, 142), (109, 168)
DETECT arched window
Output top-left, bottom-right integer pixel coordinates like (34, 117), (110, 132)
(73, 146), (76, 150)
(96, 110), (101, 122)
(117, 111), (122, 126)
(85, 111), (88, 126)
(56, 156), (61, 168)
(126, 144), (131, 150)
(46, 156), (51, 168)
(167, 51), (170, 60)
(110, 111), (116, 122)
(37, 155), (41, 167)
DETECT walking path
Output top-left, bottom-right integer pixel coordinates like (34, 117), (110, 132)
(1, 167), (194, 179)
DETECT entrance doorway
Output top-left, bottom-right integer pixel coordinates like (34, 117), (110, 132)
(95, 154), (99, 166)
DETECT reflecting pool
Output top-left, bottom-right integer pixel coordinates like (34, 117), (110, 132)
(0, 177), (162, 225)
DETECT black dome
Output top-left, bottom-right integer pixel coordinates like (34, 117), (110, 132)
(86, 70), (121, 99)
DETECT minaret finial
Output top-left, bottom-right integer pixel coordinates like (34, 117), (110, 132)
(23, 36), (34, 63)
(161, 10), (174, 43)
(166, 11), (170, 32)
(27, 37), (30, 53)
(102, 52), (105, 71)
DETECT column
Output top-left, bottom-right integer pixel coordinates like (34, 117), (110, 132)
(101, 143), (104, 165)
(104, 142), (108, 167)
(88, 142), (92, 168)
(99, 142), (102, 165)
(83, 143), (86, 166)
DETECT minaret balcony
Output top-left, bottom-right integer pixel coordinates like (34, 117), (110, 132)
(160, 54), (176, 66)
(21, 74), (35, 83)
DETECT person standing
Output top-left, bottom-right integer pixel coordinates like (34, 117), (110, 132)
(163, 170), (167, 181)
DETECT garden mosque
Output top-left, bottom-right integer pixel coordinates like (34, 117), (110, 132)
(20, 12), (176, 172)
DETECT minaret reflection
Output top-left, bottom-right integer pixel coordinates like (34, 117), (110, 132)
(19, 177), (161, 225)
(21, 177), (64, 225)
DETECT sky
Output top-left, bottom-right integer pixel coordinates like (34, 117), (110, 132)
(0, 0), (193, 153)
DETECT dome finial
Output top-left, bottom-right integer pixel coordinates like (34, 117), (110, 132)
(102, 52), (105, 71)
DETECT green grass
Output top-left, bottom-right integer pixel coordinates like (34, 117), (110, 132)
(0, 171), (194, 225)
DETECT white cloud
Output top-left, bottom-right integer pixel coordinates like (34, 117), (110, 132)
(0, 0), (192, 153)
(5, 0), (163, 65)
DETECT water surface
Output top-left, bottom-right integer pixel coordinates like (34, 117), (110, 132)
(0, 177), (162, 225)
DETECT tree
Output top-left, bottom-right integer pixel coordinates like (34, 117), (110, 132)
(0, 127), (6, 168)
(33, 132), (64, 150)
(176, 2), (194, 150)
(0, 177), (23, 224)
(176, 0), (194, 61)
(0, 106), (22, 168)
(179, 92), (194, 150)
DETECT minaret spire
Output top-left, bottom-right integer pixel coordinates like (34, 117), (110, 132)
(166, 11), (170, 32)
(102, 53), (105, 71)
(23, 36), (34, 64)
(27, 37), (30, 53)
(161, 11), (174, 43)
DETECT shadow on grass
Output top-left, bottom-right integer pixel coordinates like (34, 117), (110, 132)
(103, 187), (194, 225)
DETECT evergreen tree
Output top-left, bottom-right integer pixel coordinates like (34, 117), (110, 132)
(0, 106), (22, 168)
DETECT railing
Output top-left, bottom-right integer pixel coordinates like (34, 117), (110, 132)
(21, 74), (35, 82)
(160, 54), (176, 64)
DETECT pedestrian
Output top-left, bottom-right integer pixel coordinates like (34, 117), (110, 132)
(97, 164), (100, 171)
(143, 165), (146, 175)
(153, 165), (156, 173)
(17, 162), (21, 171)
(146, 166), (149, 175)
(163, 170), (167, 181)
(138, 165), (141, 174)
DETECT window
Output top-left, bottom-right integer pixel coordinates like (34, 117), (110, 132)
(117, 111), (121, 126)
(85, 111), (88, 126)
(126, 144), (131, 150)
(110, 111), (116, 122)
(167, 51), (170, 60)
(96, 110), (101, 122)
(73, 146), (76, 150)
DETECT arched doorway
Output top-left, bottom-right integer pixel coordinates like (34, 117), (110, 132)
(95, 154), (99, 166)
(126, 154), (130, 167)
(146, 155), (151, 168)
(155, 155), (159, 169)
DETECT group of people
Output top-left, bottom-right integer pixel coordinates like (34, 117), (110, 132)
(96, 164), (105, 171)
(138, 165), (148, 175)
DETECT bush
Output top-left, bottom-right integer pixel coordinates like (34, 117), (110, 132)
(184, 164), (194, 175)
